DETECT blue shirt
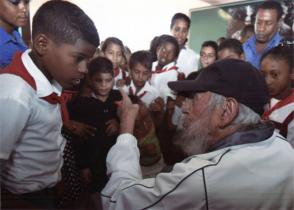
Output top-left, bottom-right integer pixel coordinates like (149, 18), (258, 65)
(243, 32), (282, 70)
(0, 27), (27, 68)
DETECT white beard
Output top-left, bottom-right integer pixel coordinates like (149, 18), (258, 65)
(174, 112), (214, 156)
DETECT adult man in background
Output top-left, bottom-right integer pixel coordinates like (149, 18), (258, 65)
(243, 0), (283, 69)
(101, 59), (294, 210)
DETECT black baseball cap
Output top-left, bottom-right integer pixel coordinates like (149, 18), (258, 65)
(168, 59), (268, 115)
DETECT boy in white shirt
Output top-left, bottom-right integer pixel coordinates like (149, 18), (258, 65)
(0, 1), (99, 209)
(124, 50), (159, 107)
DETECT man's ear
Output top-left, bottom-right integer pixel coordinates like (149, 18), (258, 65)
(33, 34), (50, 56)
(218, 97), (239, 128)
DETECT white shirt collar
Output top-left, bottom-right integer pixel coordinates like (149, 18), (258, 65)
(152, 61), (177, 71)
(21, 49), (62, 97)
(129, 81), (152, 95)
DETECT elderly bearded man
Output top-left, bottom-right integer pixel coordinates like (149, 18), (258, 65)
(101, 59), (294, 210)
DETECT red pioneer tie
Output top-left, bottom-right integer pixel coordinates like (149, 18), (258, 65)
(1, 51), (69, 123)
(41, 93), (70, 123)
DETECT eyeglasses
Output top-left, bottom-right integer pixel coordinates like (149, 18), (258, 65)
(7, 0), (30, 6)
(200, 53), (216, 59)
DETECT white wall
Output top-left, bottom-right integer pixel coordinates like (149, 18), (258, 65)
(71, 0), (211, 51)
(29, 0), (247, 51)
(30, 0), (212, 51)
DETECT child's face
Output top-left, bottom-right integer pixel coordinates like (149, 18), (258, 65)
(90, 72), (114, 98)
(0, 0), (29, 30)
(130, 63), (150, 89)
(200, 46), (217, 68)
(156, 42), (177, 67)
(170, 19), (189, 47)
(261, 57), (292, 99)
(41, 38), (96, 89)
(103, 43), (123, 69)
(218, 49), (242, 60)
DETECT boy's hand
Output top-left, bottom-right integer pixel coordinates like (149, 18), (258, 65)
(166, 97), (175, 112)
(117, 89), (139, 134)
(116, 79), (126, 88)
(80, 168), (92, 184)
(65, 120), (96, 139)
(105, 119), (119, 136)
(149, 97), (164, 112)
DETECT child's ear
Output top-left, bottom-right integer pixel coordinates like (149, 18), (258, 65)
(33, 34), (50, 55)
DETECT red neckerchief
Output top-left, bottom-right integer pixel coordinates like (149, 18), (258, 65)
(153, 65), (178, 74)
(129, 86), (147, 98)
(114, 67), (120, 78)
(262, 90), (294, 120)
(1, 51), (69, 123)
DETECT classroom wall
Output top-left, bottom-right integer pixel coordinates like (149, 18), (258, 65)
(29, 0), (211, 52)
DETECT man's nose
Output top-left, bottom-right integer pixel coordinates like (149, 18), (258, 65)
(264, 76), (272, 85)
(182, 98), (192, 112)
(257, 22), (266, 32)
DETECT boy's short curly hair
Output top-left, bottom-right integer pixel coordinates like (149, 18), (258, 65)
(88, 57), (114, 78)
(218, 38), (244, 56)
(32, 0), (100, 47)
(129, 50), (153, 71)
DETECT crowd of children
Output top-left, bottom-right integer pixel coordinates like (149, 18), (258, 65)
(0, 0), (293, 210)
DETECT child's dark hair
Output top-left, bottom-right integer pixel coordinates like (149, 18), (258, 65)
(170, 13), (191, 30)
(201, 40), (218, 52)
(129, 50), (153, 71)
(240, 25), (254, 38)
(32, 0), (99, 47)
(201, 40), (218, 58)
(101, 37), (124, 53)
(261, 45), (293, 72)
(257, 1), (283, 21)
(158, 34), (180, 59)
(149, 35), (170, 62)
(218, 38), (244, 56)
(88, 57), (114, 78)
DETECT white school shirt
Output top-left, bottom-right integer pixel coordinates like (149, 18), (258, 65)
(114, 67), (128, 89)
(267, 97), (294, 147)
(101, 132), (294, 210)
(177, 47), (199, 77)
(0, 49), (65, 194)
(123, 81), (160, 107)
(150, 61), (178, 102)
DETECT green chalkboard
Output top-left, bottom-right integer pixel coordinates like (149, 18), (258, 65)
(188, 0), (263, 53)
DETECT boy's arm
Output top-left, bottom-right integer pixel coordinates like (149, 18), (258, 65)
(0, 76), (32, 161)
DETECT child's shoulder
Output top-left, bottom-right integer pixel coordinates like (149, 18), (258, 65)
(0, 74), (36, 103)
